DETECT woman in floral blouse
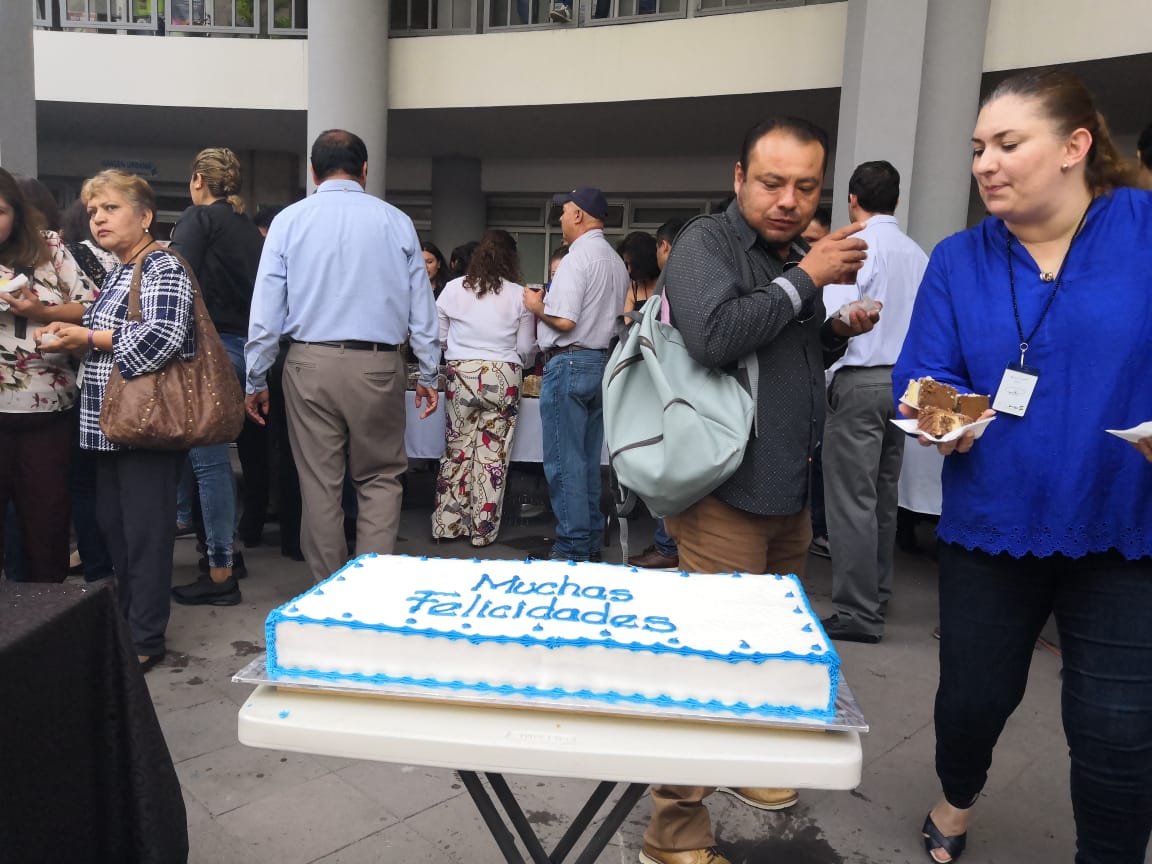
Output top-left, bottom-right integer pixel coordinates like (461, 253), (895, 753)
(0, 168), (96, 582)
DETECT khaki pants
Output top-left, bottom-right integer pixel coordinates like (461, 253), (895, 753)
(644, 495), (811, 853)
(283, 343), (407, 584)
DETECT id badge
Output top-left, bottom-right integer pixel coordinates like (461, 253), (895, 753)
(992, 363), (1039, 417)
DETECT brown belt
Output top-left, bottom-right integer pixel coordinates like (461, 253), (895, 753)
(542, 345), (607, 363)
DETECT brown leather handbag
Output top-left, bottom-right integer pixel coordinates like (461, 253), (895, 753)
(99, 243), (245, 450)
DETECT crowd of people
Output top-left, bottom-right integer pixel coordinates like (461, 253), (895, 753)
(1, 66), (1150, 864)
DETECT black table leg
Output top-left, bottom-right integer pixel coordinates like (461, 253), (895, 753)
(459, 770), (531, 864)
(457, 770), (648, 864)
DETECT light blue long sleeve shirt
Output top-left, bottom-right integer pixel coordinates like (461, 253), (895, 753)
(245, 178), (439, 392)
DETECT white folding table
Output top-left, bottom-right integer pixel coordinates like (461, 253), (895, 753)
(237, 679), (863, 864)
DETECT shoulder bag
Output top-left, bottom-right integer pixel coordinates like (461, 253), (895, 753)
(99, 243), (245, 450)
(602, 214), (759, 518)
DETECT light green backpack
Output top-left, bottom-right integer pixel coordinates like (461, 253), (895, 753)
(602, 215), (758, 518)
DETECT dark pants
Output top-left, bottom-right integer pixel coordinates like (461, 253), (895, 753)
(0, 410), (74, 583)
(936, 542), (1152, 864)
(96, 449), (186, 656)
(71, 420), (113, 582)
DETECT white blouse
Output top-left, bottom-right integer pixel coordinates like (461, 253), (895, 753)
(436, 276), (537, 367)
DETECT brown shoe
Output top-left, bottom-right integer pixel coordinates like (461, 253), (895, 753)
(627, 545), (680, 570)
(639, 844), (731, 864)
(718, 786), (799, 810)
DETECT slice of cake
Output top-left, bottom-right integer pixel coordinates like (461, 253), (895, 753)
(265, 554), (841, 722)
(955, 393), (989, 419)
(917, 406), (967, 437)
(900, 378), (921, 405)
(917, 379), (959, 411)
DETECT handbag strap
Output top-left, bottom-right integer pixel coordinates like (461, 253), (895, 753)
(126, 241), (206, 327)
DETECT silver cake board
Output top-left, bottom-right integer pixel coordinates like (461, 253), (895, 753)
(234, 654), (868, 733)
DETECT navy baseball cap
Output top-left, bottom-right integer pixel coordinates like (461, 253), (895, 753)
(552, 186), (608, 220)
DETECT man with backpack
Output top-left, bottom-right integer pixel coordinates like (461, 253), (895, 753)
(639, 117), (878, 864)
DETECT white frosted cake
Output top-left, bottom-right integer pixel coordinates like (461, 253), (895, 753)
(265, 554), (840, 721)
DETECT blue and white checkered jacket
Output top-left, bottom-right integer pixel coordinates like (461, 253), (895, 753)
(79, 250), (195, 451)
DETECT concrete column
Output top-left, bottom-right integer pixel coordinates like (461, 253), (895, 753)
(0, 1), (38, 175)
(906, 0), (991, 252)
(307, 2), (390, 196)
(830, 0), (929, 231)
(431, 157), (486, 256)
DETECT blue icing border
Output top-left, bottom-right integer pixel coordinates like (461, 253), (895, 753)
(265, 555), (841, 720)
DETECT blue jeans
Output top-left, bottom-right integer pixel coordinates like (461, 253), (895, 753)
(187, 333), (247, 569)
(541, 350), (607, 560)
(936, 543), (1152, 863)
(653, 518), (677, 557)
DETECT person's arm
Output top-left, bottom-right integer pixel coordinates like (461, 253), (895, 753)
(245, 226), (289, 395)
(436, 293), (450, 351)
(1, 236), (94, 324)
(404, 224), (441, 390)
(113, 252), (195, 378)
(168, 206), (210, 279)
(514, 290), (538, 365)
(522, 285), (575, 332)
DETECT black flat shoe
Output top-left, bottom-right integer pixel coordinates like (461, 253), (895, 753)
(820, 615), (882, 644)
(172, 573), (241, 606)
(922, 812), (966, 863)
(138, 653), (166, 674)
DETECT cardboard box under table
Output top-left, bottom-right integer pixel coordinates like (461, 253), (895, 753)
(236, 658), (865, 864)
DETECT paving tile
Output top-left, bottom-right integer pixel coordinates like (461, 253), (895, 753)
(214, 773), (393, 864)
(309, 820), (458, 864)
(176, 741), (332, 816)
(186, 816), (270, 864)
(336, 761), (467, 820)
(157, 696), (246, 763)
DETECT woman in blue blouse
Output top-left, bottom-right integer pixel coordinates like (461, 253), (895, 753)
(894, 70), (1152, 864)
(37, 171), (195, 672)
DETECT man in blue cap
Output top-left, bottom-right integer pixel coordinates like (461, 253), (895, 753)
(523, 187), (629, 561)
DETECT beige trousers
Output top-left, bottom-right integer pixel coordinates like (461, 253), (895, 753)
(643, 496), (811, 852)
(282, 343), (407, 584)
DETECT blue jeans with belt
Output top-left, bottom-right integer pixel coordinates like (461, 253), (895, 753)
(935, 542), (1152, 863)
(540, 349), (607, 560)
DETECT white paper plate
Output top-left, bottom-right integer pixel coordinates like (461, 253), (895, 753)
(890, 416), (995, 444)
(1106, 421), (1152, 443)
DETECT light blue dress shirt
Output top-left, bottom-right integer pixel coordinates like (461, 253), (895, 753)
(245, 178), (439, 392)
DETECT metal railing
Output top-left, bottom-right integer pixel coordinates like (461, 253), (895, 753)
(34, 0), (833, 36)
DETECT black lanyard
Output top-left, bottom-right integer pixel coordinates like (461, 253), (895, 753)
(1006, 203), (1090, 366)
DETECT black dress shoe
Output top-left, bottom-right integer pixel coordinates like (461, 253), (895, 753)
(172, 573), (241, 606)
(820, 615), (882, 644)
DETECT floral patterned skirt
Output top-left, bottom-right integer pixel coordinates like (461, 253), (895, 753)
(431, 359), (521, 546)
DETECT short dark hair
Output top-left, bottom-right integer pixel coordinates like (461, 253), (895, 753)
(740, 116), (829, 175)
(310, 129), (368, 181)
(549, 244), (570, 264)
(656, 217), (686, 246)
(252, 205), (285, 231)
(617, 231), (660, 282)
(810, 206), (832, 229)
(848, 161), (900, 214)
(449, 240), (479, 278)
(1138, 123), (1152, 170)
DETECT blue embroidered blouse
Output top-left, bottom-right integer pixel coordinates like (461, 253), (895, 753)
(79, 250), (195, 452)
(893, 187), (1152, 560)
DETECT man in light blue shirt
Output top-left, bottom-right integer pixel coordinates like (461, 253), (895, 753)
(244, 129), (439, 583)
